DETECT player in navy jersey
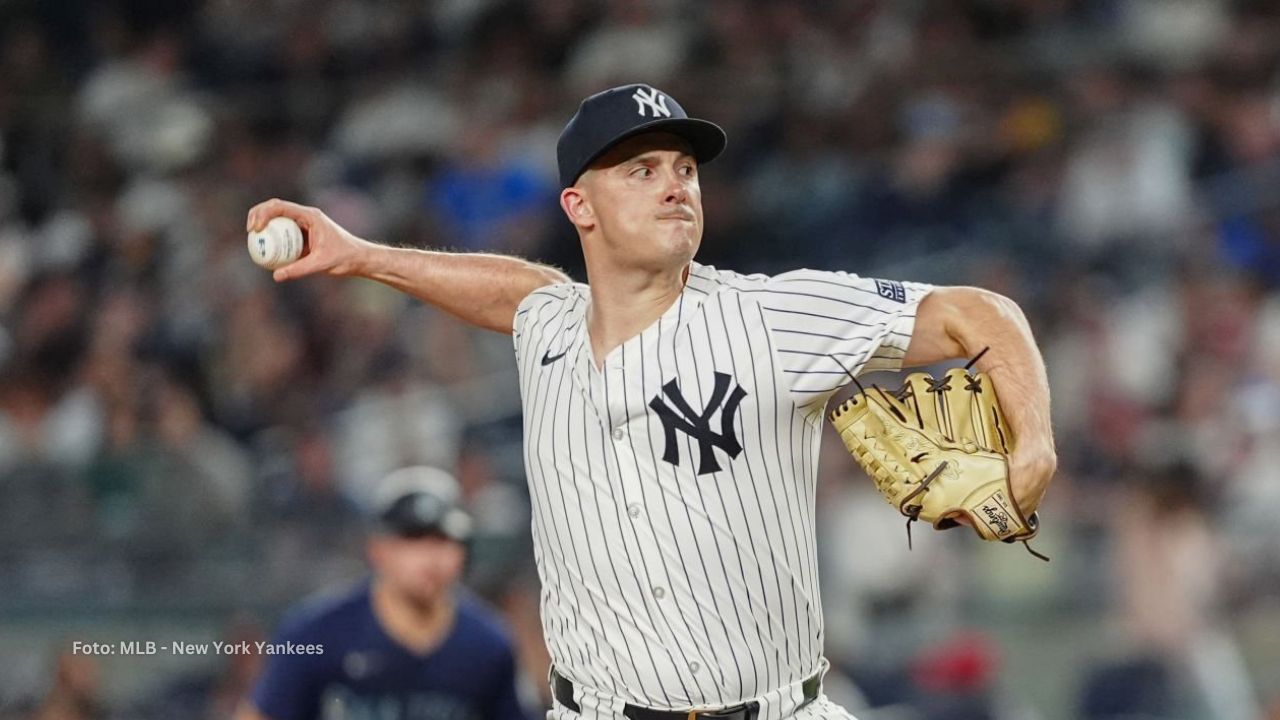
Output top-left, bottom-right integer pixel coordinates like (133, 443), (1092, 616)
(247, 84), (1056, 720)
(237, 467), (531, 720)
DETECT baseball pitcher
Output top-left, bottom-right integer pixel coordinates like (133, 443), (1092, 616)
(247, 84), (1056, 720)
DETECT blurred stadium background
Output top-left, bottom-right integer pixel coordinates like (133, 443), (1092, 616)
(2, 0), (1280, 718)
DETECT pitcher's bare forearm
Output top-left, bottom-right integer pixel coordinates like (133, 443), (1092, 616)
(904, 286), (1056, 509)
(966, 295), (1054, 456)
(360, 244), (569, 334)
(904, 288), (1053, 448)
(246, 198), (569, 334)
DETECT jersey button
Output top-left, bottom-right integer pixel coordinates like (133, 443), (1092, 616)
(688, 661), (700, 673)
(612, 428), (625, 441)
(652, 586), (666, 599)
(627, 504), (641, 518)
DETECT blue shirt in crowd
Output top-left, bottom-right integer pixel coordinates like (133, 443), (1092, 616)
(250, 582), (531, 720)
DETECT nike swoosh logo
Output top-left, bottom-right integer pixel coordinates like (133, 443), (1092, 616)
(541, 349), (569, 366)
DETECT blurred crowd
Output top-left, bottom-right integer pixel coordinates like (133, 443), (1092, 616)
(3, 0), (1280, 718)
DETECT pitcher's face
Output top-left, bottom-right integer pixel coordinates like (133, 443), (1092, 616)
(572, 133), (703, 272)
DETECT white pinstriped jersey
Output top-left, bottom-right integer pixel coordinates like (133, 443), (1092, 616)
(512, 262), (931, 714)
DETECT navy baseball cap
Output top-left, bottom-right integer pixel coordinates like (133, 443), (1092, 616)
(557, 84), (727, 188)
(370, 466), (473, 543)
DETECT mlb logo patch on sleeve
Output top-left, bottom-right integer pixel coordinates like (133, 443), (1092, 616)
(875, 279), (906, 303)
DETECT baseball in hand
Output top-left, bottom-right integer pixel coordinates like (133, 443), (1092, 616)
(248, 216), (304, 270)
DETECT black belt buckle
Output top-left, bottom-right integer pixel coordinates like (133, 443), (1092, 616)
(694, 700), (760, 720)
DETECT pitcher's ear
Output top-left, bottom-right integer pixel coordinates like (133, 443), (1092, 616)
(560, 187), (594, 229)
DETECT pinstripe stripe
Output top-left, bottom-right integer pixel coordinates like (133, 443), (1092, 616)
(747, 300), (803, 671)
(771, 328), (906, 343)
(779, 339), (815, 662)
(616, 343), (702, 701)
(771, 272), (904, 299)
(707, 294), (781, 695)
(697, 306), (771, 694)
(776, 350), (871, 357)
(548, 297), (625, 693)
(730, 291), (786, 693)
(762, 306), (879, 328)
(512, 263), (930, 710)
(600, 353), (697, 703)
(647, 316), (721, 701)
(740, 287), (889, 314)
(683, 316), (752, 695)
(590, 398), (675, 705)
(525, 304), (604, 687)
(671, 321), (744, 692)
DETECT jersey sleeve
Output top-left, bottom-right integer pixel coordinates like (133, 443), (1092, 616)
(248, 619), (325, 720)
(512, 284), (578, 365)
(511, 289), (545, 361)
(753, 268), (933, 407)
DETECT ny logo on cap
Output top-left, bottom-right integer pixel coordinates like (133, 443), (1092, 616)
(632, 87), (672, 118)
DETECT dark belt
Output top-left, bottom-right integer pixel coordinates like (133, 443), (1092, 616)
(551, 668), (821, 720)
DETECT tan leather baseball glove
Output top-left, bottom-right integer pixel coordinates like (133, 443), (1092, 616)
(828, 354), (1046, 560)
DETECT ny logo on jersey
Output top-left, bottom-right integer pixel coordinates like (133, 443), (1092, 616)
(648, 372), (747, 475)
(632, 87), (672, 118)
